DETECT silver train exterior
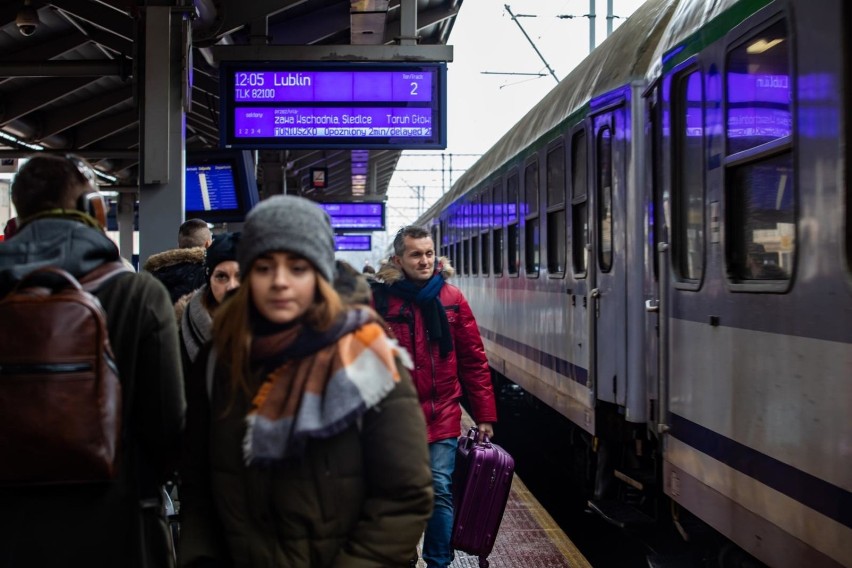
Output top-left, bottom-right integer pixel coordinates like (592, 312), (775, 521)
(411, 0), (852, 566)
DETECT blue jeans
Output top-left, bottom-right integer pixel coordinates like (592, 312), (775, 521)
(422, 437), (458, 568)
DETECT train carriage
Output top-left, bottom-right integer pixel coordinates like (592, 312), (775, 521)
(413, 1), (852, 566)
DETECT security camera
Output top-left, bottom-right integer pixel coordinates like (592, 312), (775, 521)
(16, 3), (39, 37)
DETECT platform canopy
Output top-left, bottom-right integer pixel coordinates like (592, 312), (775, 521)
(0, 0), (462, 201)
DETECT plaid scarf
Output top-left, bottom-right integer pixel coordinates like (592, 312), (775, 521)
(244, 308), (412, 464)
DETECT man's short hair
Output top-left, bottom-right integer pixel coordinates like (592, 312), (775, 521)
(11, 155), (91, 219)
(392, 225), (431, 257)
(178, 218), (212, 248)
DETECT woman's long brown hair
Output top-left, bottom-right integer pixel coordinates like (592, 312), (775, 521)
(211, 266), (345, 399)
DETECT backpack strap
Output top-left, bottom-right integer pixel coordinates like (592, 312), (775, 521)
(79, 261), (132, 293)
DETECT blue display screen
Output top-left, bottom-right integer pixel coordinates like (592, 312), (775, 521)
(185, 162), (239, 213)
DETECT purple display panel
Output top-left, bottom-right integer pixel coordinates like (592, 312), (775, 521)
(234, 71), (433, 103)
(220, 62), (447, 150)
(320, 202), (385, 231)
(234, 107), (433, 138)
(335, 234), (372, 251)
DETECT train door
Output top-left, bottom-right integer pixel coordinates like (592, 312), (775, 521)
(591, 107), (627, 406)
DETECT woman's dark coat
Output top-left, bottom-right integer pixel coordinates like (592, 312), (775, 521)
(0, 218), (186, 568)
(179, 342), (434, 568)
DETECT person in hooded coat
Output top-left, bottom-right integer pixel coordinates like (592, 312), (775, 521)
(144, 218), (212, 305)
(0, 155), (185, 568)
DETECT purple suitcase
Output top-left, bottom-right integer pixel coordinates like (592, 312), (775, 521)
(451, 427), (515, 568)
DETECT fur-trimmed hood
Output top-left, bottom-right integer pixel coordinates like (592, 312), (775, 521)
(374, 256), (455, 285)
(142, 246), (206, 273)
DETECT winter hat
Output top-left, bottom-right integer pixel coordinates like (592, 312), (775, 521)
(205, 232), (240, 282)
(237, 195), (335, 282)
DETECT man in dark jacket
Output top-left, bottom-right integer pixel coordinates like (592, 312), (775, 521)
(143, 218), (211, 304)
(0, 155), (186, 568)
(372, 225), (498, 568)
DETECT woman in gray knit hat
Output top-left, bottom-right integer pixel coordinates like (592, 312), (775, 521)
(178, 195), (433, 568)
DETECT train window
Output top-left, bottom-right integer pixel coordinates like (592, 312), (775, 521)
(597, 127), (613, 272)
(471, 235), (479, 275)
(673, 70), (705, 282)
(724, 20), (795, 287)
(481, 190), (491, 275)
(471, 197), (480, 275)
(571, 130), (589, 276)
(507, 173), (520, 276)
(726, 20), (790, 156)
(493, 182), (504, 276)
(524, 160), (540, 276)
(546, 142), (566, 275)
(463, 238), (470, 276)
(727, 152), (794, 281)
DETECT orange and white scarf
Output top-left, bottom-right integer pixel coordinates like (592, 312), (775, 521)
(244, 308), (412, 464)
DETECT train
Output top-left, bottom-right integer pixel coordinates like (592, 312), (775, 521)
(409, 0), (852, 566)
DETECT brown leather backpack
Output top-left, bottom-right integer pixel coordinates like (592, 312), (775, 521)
(0, 261), (130, 485)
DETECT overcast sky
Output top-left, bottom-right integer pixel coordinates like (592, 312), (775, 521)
(341, 0), (646, 266)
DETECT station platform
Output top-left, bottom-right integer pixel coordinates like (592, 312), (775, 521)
(414, 413), (592, 568)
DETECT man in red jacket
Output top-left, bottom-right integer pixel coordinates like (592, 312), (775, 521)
(373, 225), (497, 568)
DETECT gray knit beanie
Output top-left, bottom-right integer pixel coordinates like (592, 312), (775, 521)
(237, 195), (336, 282)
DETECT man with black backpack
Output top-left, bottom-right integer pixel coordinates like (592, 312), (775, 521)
(0, 155), (186, 568)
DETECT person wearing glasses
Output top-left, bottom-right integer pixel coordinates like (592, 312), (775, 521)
(371, 225), (497, 568)
(0, 155), (186, 568)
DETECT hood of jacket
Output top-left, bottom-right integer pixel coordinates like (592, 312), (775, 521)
(374, 255), (455, 286)
(0, 218), (120, 296)
(142, 246), (206, 273)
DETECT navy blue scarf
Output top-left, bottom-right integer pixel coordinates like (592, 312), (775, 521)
(387, 273), (453, 357)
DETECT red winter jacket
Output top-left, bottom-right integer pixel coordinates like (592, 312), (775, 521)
(372, 258), (497, 443)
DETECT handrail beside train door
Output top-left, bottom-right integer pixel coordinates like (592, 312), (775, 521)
(656, 239), (670, 434)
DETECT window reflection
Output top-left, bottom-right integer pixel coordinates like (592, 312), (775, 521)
(572, 130), (588, 275)
(726, 20), (790, 154)
(525, 161), (540, 276)
(507, 173), (520, 275)
(547, 143), (566, 274)
(597, 127), (613, 272)
(675, 70), (705, 281)
(729, 153), (795, 280)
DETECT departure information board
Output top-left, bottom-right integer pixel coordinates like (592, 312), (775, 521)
(320, 202), (385, 231)
(185, 163), (239, 213)
(220, 62), (447, 150)
(335, 234), (372, 251)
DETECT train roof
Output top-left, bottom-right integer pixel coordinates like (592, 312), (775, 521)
(415, 0), (679, 226)
(645, 0), (772, 80)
